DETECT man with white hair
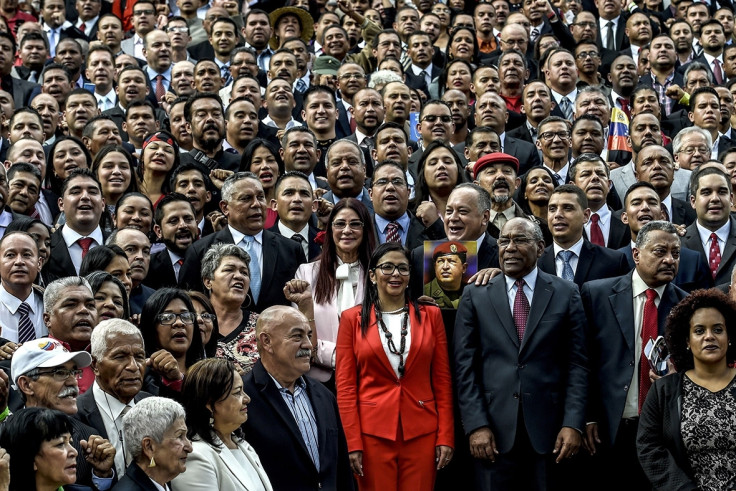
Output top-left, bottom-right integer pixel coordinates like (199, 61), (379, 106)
(76, 318), (154, 477)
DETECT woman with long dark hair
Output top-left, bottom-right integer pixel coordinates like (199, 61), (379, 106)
(239, 139), (285, 229)
(46, 136), (92, 197)
(137, 131), (180, 209)
(336, 242), (454, 490)
(413, 140), (468, 221)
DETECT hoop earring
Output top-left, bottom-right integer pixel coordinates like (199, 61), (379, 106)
(243, 293), (252, 309)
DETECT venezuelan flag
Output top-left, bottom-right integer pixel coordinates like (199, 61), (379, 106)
(608, 107), (632, 152)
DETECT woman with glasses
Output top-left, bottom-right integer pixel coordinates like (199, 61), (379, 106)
(292, 198), (376, 388)
(139, 288), (205, 399)
(336, 242), (454, 490)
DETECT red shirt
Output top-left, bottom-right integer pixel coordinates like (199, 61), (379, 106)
(501, 94), (523, 114)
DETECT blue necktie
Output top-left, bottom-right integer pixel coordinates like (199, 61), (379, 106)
(558, 250), (575, 282)
(242, 236), (261, 304)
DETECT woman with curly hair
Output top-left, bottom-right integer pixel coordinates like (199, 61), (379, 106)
(637, 288), (736, 490)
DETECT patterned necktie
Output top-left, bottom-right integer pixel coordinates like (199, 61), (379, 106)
(553, 173), (564, 186)
(17, 302), (36, 343)
(513, 279), (530, 342)
(606, 21), (615, 50)
(558, 250), (575, 282)
(176, 259), (184, 266)
(420, 69), (429, 89)
(618, 97), (631, 119)
(709, 233), (721, 279)
(242, 236), (262, 304)
(385, 222), (401, 243)
(560, 96), (573, 121)
(714, 59), (724, 85)
(295, 79), (307, 93)
(660, 203), (670, 222)
(155, 74), (165, 102)
(530, 27), (539, 43)
(589, 213), (605, 246)
(78, 237), (93, 259)
(639, 288), (658, 412)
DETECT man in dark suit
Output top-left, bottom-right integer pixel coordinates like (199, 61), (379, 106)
(75, 0), (102, 41)
(537, 115), (574, 186)
(581, 220), (688, 489)
(370, 161), (444, 250)
(322, 139), (375, 213)
(268, 172), (322, 261)
(408, 100), (456, 176)
(280, 127), (330, 192)
(146, 193), (200, 290)
(638, 34), (686, 117)
(44, 169), (107, 282)
(596, 0), (631, 52)
(404, 31), (441, 97)
(682, 166), (736, 286)
(475, 91), (541, 175)
(619, 182), (713, 292)
(180, 172), (306, 313)
(506, 81), (554, 150)
(76, 318), (154, 478)
(454, 217), (587, 489)
(343, 87), (384, 171)
(539, 185), (630, 288)
(243, 306), (354, 491)
(569, 153), (630, 249)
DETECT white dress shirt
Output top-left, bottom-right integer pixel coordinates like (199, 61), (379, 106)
(76, 16), (98, 34)
(598, 16), (620, 50)
(95, 87), (116, 112)
(696, 220), (730, 257)
(0, 285), (46, 342)
(61, 225), (104, 274)
(552, 237), (584, 278)
(504, 267), (538, 312)
(410, 63), (433, 89)
(585, 205), (612, 246)
(92, 382), (137, 477)
(277, 221), (310, 260)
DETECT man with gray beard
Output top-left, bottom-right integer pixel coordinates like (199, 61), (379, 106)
(472, 152), (532, 239)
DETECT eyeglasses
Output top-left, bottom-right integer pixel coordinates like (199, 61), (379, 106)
(197, 312), (216, 322)
(422, 114), (453, 123)
(375, 262), (411, 276)
(373, 177), (407, 188)
(574, 21), (596, 28)
(156, 312), (197, 325)
(500, 39), (526, 47)
(576, 51), (600, 59)
(679, 146), (710, 155)
(33, 368), (83, 381)
(339, 73), (365, 80)
(134, 9), (155, 15)
(166, 26), (189, 33)
(539, 131), (571, 141)
(333, 220), (364, 230)
(497, 236), (536, 248)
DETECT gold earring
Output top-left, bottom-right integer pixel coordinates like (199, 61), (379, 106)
(149, 456), (156, 468)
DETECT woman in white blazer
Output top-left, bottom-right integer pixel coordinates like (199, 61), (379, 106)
(293, 198), (377, 385)
(171, 359), (273, 491)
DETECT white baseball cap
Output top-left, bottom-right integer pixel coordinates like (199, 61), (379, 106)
(11, 338), (92, 388)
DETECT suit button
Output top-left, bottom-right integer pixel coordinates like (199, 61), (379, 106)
(513, 393), (519, 399)
(624, 385), (629, 392)
(518, 364), (524, 369)
(629, 361), (635, 366)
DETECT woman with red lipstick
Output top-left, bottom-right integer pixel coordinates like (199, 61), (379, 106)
(46, 136), (93, 197)
(413, 140), (468, 223)
(435, 59), (473, 101)
(638, 289), (736, 490)
(240, 139), (285, 230)
(92, 145), (139, 217)
(172, 358), (273, 491)
(139, 288), (205, 399)
(336, 242), (454, 491)
(0, 407), (79, 491)
(137, 131), (180, 209)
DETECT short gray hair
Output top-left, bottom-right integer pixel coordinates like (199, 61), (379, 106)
(368, 70), (402, 89)
(672, 126), (713, 155)
(683, 61), (713, 86)
(43, 276), (92, 312)
(325, 139), (365, 168)
(453, 183), (491, 214)
(635, 220), (678, 249)
(503, 217), (544, 242)
(90, 318), (143, 361)
(221, 171), (260, 202)
(123, 397), (186, 460)
(201, 242), (250, 282)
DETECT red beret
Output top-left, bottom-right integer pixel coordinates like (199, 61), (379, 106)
(473, 152), (520, 178)
(432, 241), (468, 260)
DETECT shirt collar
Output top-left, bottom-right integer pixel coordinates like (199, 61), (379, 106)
(167, 249), (182, 266)
(553, 235), (584, 257)
(93, 381), (135, 421)
(228, 225), (263, 246)
(550, 88), (577, 105)
(61, 225), (104, 249)
(411, 63), (433, 76)
(631, 269), (667, 299)
(592, 204), (611, 224)
(504, 267), (539, 293)
(146, 65), (172, 80)
(277, 221), (309, 240)
(0, 283), (36, 313)
(696, 219), (731, 245)
(375, 212), (410, 234)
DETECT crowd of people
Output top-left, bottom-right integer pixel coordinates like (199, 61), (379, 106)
(0, 0), (733, 489)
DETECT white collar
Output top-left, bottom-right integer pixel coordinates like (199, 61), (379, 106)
(553, 236), (585, 258)
(228, 225), (263, 246)
(92, 381), (135, 421)
(61, 224), (104, 249)
(277, 221), (309, 240)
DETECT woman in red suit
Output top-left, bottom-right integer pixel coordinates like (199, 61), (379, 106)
(336, 242), (454, 491)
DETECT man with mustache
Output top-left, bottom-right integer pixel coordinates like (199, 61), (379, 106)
(31, 93), (61, 146)
(692, 19), (727, 84)
(146, 193), (199, 289)
(539, 183), (629, 288)
(107, 227), (153, 315)
(581, 220), (686, 489)
(268, 171), (321, 261)
(508, 81), (555, 149)
(180, 92), (240, 173)
(682, 166), (736, 285)
(242, 305), (354, 491)
(9, 336), (116, 490)
(322, 139), (374, 212)
(618, 181), (713, 292)
(473, 152), (529, 240)
(96, 13), (124, 57)
(408, 100), (455, 174)
(574, 42), (604, 89)
(424, 240), (468, 309)
(40, 63), (73, 110)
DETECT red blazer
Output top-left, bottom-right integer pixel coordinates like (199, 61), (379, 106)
(335, 303), (454, 452)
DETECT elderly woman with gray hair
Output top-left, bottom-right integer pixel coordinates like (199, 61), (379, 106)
(112, 397), (192, 491)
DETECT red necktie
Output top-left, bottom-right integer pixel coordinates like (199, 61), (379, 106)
(349, 115), (357, 133)
(513, 279), (530, 342)
(618, 97), (631, 119)
(589, 213), (605, 246)
(176, 259), (184, 267)
(709, 233), (721, 279)
(155, 74), (165, 102)
(639, 288), (658, 412)
(80, 22), (86, 32)
(78, 237), (93, 259)
(714, 59), (724, 85)
(385, 222), (400, 243)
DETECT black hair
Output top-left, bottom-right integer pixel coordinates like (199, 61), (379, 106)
(61, 168), (101, 196)
(79, 244), (128, 277)
(154, 192), (195, 225)
(239, 138), (285, 176)
(47, 135), (93, 196)
(85, 270), (131, 320)
(184, 92), (224, 123)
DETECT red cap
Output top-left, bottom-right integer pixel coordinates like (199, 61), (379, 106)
(473, 152), (520, 178)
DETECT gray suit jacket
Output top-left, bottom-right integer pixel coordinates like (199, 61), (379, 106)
(611, 162), (691, 202)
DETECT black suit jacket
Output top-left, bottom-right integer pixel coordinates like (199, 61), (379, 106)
(638, 72), (688, 116)
(268, 221), (322, 261)
(374, 213), (446, 251)
(321, 189), (374, 213)
(607, 213), (631, 250)
(671, 197), (697, 227)
(454, 270), (588, 454)
(538, 240), (630, 289)
(143, 249), (178, 290)
(618, 243), (713, 292)
(581, 273), (687, 445)
(506, 122), (534, 145)
(179, 228), (306, 312)
(44, 226), (109, 283)
(404, 65), (441, 95)
(336, 103), (351, 140)
(111, 462), (161, 491)
(504, 135), (541, 175)
(596, 17), (630, 52)
(242, 361), (354, 491)
(75, 388), (153, 440)
(11, 76), (38, 109)
(682, 216), (736, 285)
